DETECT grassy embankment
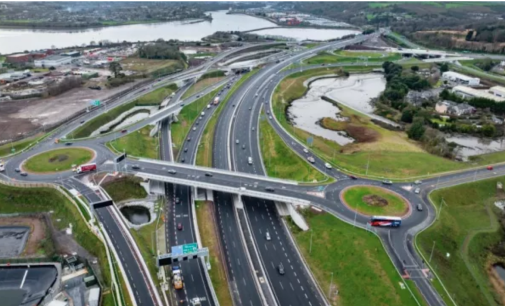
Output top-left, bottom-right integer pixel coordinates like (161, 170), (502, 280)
(171, 86), (223, 158)
(272, 67), (505, 179)
(103, 176), (148, 203)
(305, 50), (402, 65)
(289, 210), (424, 306)
(259, 111), (329, 183)
(121, 57), (185, 77)
(342, 186), (408, 216)
(70, 83), (177, 139)
(0, 133), (46, 158)
(196, 70), (260, 167)
(195, 201), (233, 306)
(107, 125), (158, 159)
(0, 183), (111, 290)
(23, 148), (94, 173)
(417, 177), (505, 306)
(181, 70), (226, 100)
(451, 62), (505, 86)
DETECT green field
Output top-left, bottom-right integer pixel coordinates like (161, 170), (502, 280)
(342, 186), (409, 216)
(171, 86), (223, 158)
(259, 112), (328, 183)
(196, 70), (259, 167)
(182, 75), (225, 100)
(70, 84), (177, 139)
(305, 50), (401, 65)
(290, 211), (423, 306)
(103, 176), (148, 202)
(195, 201), (233, 306)
(0, 183), (111, 288)
(417, 177), (505, 306)
(0, 133), (45, 157)
(23, 148), (94, 173)
(107, 125), (158, 159)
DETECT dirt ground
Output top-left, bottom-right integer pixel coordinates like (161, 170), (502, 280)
(0, 216), (47, 257)
(0, 79), (144, 142)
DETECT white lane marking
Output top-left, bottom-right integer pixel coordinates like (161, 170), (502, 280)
(19, 270), (28, 289)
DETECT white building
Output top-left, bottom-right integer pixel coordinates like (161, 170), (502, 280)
(489, 86), (505, 99)
(452, 85), (505, 102)
(442, 71), (480, 86)
(34, 55), (72, 67)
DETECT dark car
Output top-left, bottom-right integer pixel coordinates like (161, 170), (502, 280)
(417, 203), (423, 211)
(65, 142), (73, 146)
(265, 187), (275, 192)
(180, 103), (185, 107)
(177, 223), (183, 231)
(242, 144), (246, 150)
(20, 172), (28, 177)
(184, 148), (188, 152)
(131, 164), (140, 170)
(349, 175), (358, 180)
(278, 263), (285, 275)
(175, 197), (180, 204)
(187, 138), (191, 142)
(88, 86), (101, 90)
(205, 172), (213, 177)
(80, 120), (85, 124)
(121, 129), (127, 133)
(181, 158), (185, 163)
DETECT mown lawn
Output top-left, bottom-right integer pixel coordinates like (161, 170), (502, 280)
(195, 201), (233, 306)
(0, 183), (111, 288)
(259, 112), (328, 183)
(23, 148), (94, 173)
(103, 176), (147, 202)
(107, 125), (158, 159)
(417, 176), (505, 306)
(342, 186), (408, 216)
(290, 211), (422, 306)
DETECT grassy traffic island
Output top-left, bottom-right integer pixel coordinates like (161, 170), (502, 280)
(341, 185), (410, 217)
(106, 125), (158, 159)
(22, 147), (95, 173)
(289, 210), (425, 306)
(417, 176), (505, 306)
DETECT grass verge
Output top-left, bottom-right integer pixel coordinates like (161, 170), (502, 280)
(171, 86), (223, 158)
(0, 183), (111, 288)
(0, 133), (45, 158)
(195, 201), (233, 306)
(23, 148), (94, 173)
(417, 176), (505, 306)
(103, 176), (148, 202)
(259, 111), (328, 183)
(342, 186), (408, 216)
(70, 84), (177, 139)
(196, 69), (259, 167)
(305, 50), (401, 65)
(289, 210), (422, 306)
(182, 76), (225, 100)
(107, 125), (158, 159)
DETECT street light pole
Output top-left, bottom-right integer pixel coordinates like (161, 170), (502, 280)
(328, 272), (334, 298)
(429, 241), (435, 263)
(309, 230), (313, 255)
(366, 154), (370, 176)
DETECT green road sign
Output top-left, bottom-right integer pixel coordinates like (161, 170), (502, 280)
(183, 243), (198, 254)
(11, 148), (15, 153)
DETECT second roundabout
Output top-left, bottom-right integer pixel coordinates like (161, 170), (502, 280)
(340, 185), (411, 217)
(21, 147), (96, 173)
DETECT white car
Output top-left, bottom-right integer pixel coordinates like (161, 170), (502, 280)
(201, 111), (205, 116)
(207, 104), (211, 109)
(265, 231), (271, 241)
(303, 148), (309, 154)
(414, 188), (421, 194)
(324, 163), (332, 169)
(193, 127), (196, 131)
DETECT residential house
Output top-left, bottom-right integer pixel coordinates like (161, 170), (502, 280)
(405, 88), (442, 107)
(435, 100), (476, 116)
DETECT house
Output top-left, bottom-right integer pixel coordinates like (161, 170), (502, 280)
(405, 88), (442, 106)
(435, 100), (456, 114)
(435, 100), (476, 116)
(488, 86), (505, 99)
(34, 55), (73, 68)
(442, 71), (480, 86)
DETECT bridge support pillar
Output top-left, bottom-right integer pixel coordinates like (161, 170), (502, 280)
(276, 202), (309, 231)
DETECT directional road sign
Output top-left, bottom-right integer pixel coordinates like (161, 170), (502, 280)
(183, 243), (198, 254)
(171, 245), (183, 256)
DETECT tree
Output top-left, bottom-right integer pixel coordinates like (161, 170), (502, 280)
(411, 65), (419, 72)
(440, 63), (449, 73)
(407, 118), (426, 140)
(401, 108), (415, 123)
(109, 61), (122, 78)
(481, 124), (496, 137)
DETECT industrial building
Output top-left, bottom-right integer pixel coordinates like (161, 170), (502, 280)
(34, 55), (73, 68)
(452, 85), (505, 102)
(442, 71), (480, 86)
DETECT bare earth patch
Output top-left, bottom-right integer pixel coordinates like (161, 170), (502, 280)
(363, 194), (388, 207)
(0, 216), (47, 257)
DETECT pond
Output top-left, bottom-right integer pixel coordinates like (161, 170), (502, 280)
(446, 134), (505, 160)
(287, 74), (386, 145)
(494, 264), (505, 283)
(120, 206), (150, 225)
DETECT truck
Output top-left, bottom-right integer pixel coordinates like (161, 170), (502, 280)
(75, 163), (97, 174)
(172, 265), (183, 289)
(213, 97), (220, 105)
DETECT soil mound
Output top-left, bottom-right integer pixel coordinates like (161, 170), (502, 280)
(49, 154), (69, 163)
(363, 194), (388, 207)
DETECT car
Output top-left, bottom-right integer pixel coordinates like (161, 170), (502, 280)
(88, 86), (101, 90)
(414, 180), (422, 184)
(417, 203), (423, 211)
(181, 158), (185, 163)
(131, 164), (140, 170)
(248, 157), (253, 165)
(184, 148), (188, 152)
(121, 129), (127, 133)
(193, 127), (196, 131)
(168, 169), (177, 175)
(187, 138), (191, 142)
(414, 188), (420, 194)
(349, 175), (357, 180)
(266, 110), (270, 115)
(236, 139), (239, 144)
(14, 168), (20, 173)
(249, 107), (252, 110)
(177, 223), (183, 231)
(265, 186), (275, 192)
(80, 120), (85, 124)
(324, 163), (332, 169)
(252, 127), (255, 131)
(196, 121), (199, 126)
(303, 148), (309, 154)
(207, 105), (211, 109)
(265, 231), (271, 241)
(196, 94), (201, 98)
(255, 93), (258, 97)
(269, 116), (272, 120)
(199, 116), (203, 120)
(242, 144), (246, 150)
(175, 197), (180, 204)
(278, 263), (285, 275)
(382, 180), (393, 185)
(232, 104), (235, 107)
(205, 172), (213, 177)
(180, 103), (185, 107)
(65, 142), (73, 146)
(307, 156), (315, 163)
(201, 112), (205, 116)
(487, 165), (494, 170)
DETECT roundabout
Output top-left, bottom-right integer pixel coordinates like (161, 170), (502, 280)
(21, 147), (95, 173)
(340, 185), (411, 217)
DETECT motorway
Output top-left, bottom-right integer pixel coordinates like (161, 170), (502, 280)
(5, 32), (505, 306)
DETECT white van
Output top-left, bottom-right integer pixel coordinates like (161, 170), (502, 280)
(201, 111), (205, 116)
(248, 157), (253, 165)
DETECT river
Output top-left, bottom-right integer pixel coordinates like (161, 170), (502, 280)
(0, 10), (359, 54)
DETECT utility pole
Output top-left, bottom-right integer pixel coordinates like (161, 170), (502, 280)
(309, 230), (313, 255)
(366, 154), (370, 176)
(429, 241), (435, 263)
